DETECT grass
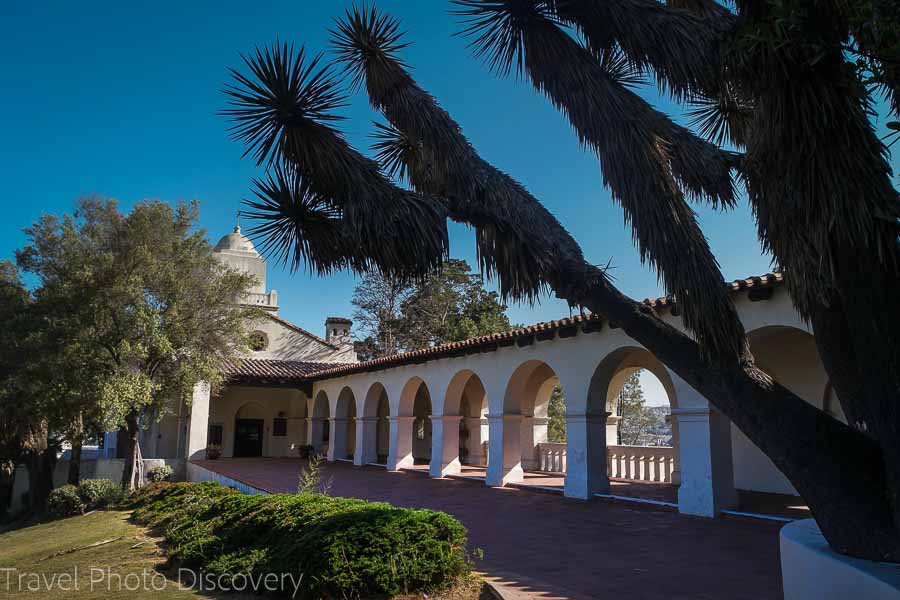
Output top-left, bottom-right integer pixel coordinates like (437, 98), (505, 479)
(0, 510), (238, 599)
(0, 510), (491, 599)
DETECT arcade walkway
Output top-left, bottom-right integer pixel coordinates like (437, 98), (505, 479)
(192, 458), (784, 599)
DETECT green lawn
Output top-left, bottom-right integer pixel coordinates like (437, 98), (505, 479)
(0, 510), (489, 600)
(0, 511), (256, 599)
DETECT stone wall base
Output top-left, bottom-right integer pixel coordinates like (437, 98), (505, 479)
(781, 519), (900, 599)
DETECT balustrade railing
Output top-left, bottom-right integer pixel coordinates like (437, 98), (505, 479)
(536, 442), (567, 473)
(535, 443), (675, 483)
(243, 291), (277, 308)
(607, 445), (674, 483)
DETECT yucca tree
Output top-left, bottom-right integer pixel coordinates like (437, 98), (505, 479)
(223, 2), (900, 561)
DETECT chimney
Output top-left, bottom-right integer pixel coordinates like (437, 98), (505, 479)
(325, 317), (352, 346)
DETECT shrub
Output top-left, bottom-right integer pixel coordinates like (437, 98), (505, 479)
(78, 479), (124, 509)
(48, 485), (85, 517)
(129, 482), (470, 598)
(147, 464), (174, 483)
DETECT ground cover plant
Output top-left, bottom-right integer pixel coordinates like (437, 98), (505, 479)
(128, 481), (471, 598)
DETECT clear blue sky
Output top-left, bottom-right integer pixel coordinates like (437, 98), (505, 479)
(2, 1), (896, 406)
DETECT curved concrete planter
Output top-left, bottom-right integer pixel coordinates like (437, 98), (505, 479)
(781, 519), (900, 599)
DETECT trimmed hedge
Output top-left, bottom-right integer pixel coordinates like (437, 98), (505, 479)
(78, 479), (124, 509)
(128, 482), (470, 598)
(48, 485), (85, 517)
(146, 464), (174, 483)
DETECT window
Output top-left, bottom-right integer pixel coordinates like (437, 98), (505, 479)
(273, 418), (287, 437)
(248, 330), (268, 352)
(208, 424), (224, 445)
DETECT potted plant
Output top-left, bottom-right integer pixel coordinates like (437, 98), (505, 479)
(206, 444), (222, 460)
(297, 444), (315, 459)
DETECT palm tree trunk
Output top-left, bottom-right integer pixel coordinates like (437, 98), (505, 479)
(326, 18), (900, 558)
(226, 33), (900, 559)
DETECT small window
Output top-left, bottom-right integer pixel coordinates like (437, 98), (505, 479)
(273, 418), (287, 437)
(208, 424), (224, 445)
(248, 330), (268, 352)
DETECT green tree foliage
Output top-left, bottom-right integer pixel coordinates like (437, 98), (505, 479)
(17, 197), (259, 491)
(547, 385), (566, 443)
(353, 258), (514, 358)
(615, 373), (658, 446)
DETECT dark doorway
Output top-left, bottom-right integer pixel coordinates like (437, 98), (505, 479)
(234, 419), (264, 457)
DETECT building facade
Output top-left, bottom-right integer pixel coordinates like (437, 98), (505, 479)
(133, 227), (839, 520)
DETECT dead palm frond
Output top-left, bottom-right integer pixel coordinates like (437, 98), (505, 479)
(455, 1), (740, 205)
(331, 4), (586, 303)
(454, 0), (747, 361)
(223, 43), (449, 280)
(551, 0), (736, 98)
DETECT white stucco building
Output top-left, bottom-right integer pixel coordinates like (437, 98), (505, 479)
(128, 225), (840, 520)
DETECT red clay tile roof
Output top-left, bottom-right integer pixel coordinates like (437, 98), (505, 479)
(644, 272), (784, 308)
(222, 358), (350, 384)
(222, 272), (784, 386)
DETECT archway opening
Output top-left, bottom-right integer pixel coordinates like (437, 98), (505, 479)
(334, 387), (357, 461)
(361, 383), (390, 466)
(452, 372), (489, 467)
(393, 377), (430, 470)
(491, 360), (562, 486)
(234, 402), (267, 458)
(587, 347), (679, 495)
(432, 370), (490, 477)
(311, 391), (330, 456)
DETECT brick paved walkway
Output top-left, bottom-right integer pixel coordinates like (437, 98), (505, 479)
(194, 459), (783, 599)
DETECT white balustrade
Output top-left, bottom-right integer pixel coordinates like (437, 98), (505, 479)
(243, 291), (277, 308)
(607, 445), (675, 483)
(537, 442), (568, 473)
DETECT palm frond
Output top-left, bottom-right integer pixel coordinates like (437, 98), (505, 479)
(330, 4), (411, 92)
(686, 87), (752, 147)
(224, 43), (449, 280)
(452, 0), (557, 77)
(242, 166), (358, 275)
(455, 0), (747, 361)
(371, 121), (417, 183)
(221, 43), (346, 167)
(552, 0), (736, 100)
(332, 5), (589, 303)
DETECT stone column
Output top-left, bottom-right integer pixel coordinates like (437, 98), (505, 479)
(308, 417), (326, 456)
(486, 414), (524, 486)
(386, 416), (415, 471)
(464, 417), (488, 465)
(354, 417), (377, 466)
(185, 381), (210, 460)
(520, 416), (550, 470)
(673, 406), (737, 516)
(328, 418), (349, 462)
(429, 415), (463, 477)
(669, 414), (682, 485)
(605, 415), (622, 446)
(564, 413), (611, 499)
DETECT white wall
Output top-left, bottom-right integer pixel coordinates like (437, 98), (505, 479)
(209, 385), (310, 458)
(245, 314), (357, 363)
